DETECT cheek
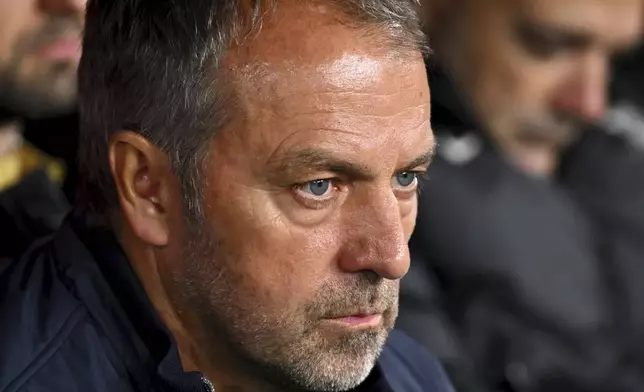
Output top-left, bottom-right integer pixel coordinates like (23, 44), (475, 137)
(502, 37), (581, 110)
(482, 47), (528, 108)
(207, 186), (343, 311)
(515, 61), (576, 109)
(475, 49), (573, 129)
(0, 18), (19, 62)
(457, 35), (521, 124)
(0, 4), (37, 63)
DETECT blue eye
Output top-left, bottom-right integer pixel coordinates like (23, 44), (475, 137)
(392, 172), (417, 189)
(302, 179), (332, 197)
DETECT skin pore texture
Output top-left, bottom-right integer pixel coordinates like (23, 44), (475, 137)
(109, 2), (433, 392)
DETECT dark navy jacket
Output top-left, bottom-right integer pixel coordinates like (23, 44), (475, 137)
(0, 211), (453, 392)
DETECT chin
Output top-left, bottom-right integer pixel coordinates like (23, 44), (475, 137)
(277, 330), (385, 392)
(251, 320), (389, 392)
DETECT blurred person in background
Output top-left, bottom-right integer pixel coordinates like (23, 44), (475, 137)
(398, 0), (644, 391)
(0, 0), (85, 264)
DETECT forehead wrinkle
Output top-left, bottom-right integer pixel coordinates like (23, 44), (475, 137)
(227, 33), (425, 99)
(265, 114), (432, 162)
(238, 62), (422, 104)
(261, 87), (429, 120)
(234, 87), (428, 139)
(245, 81), (430, 149)
(226, 35), (427, 124)
(280, 101), (428, 120)
(217, 2), (430, 177)
(271, 111), (429, 147)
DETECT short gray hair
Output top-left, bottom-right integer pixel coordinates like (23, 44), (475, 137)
(78, 0), (427, 219)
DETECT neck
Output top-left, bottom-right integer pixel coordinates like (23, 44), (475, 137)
(505, 143), (561, 178)
(119, 228), (286, 392)
(180, 323), (291, 392)
(494, 127), (582, 178)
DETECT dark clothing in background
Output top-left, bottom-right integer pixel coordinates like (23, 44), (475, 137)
(0, 113), (76, 269)
(0, 210), (454, 392)
(0, 169), (69, 265)
(398, 67), (644, 392)
(23, 113), (79, 201)
(612, 44), (644, 109)
(602, 45), (644, 156)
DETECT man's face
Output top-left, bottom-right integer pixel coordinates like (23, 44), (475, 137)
(163, 9), (432, 391)
(0, 0), (85, 118)
(434, 0), (642, 154)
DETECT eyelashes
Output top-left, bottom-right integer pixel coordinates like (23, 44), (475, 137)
(292, 171), (428, 209)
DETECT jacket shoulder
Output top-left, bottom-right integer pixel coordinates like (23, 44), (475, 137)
(0, 234), (131, 392)
(0, 237), (83, 389)
(381, 329), (454, 392)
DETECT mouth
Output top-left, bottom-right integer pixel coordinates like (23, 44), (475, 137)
(518, 119), (579, 145)
(322, 310), (385, 328)
(33, 36), (82, 61)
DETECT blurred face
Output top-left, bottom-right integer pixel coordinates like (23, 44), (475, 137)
(432, 0), (642, 165)
(162, 8), (432, 392)
(0, 0), (85, 118)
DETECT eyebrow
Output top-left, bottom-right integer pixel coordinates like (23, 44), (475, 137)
(266, 142), (436, 182)
(401, 144), (436, 172)
(517, 17), (593, 49)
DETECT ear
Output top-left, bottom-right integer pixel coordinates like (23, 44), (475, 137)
(109, 131), (176, 247)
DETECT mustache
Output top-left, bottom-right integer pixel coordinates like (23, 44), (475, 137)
(306, 273), (398, 319)
(517, 112), (584, 145)
(15, 16), (83, 55)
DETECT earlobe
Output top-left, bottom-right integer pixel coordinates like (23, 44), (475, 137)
(109, 131), (171, 247)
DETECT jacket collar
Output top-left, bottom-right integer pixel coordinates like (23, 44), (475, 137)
(53, 209), (205, 391)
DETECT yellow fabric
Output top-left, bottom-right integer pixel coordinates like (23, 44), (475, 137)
(0, 144), (66, 192)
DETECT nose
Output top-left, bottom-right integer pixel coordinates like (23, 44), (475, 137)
(39, 0), (87, 13)
(552, 52), (608, 122)
(338, 189), (410, 280)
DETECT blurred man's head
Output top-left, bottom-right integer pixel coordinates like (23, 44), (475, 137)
(79, 0), (430, 390)
(0, 0), (85, 118)
(423, 0), (643, 174)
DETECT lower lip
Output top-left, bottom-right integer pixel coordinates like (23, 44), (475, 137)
(327, 314), (383, 327)
(35, 38), (81, 61)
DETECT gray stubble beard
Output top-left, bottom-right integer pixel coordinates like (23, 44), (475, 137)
(173, 220), (396, 391)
